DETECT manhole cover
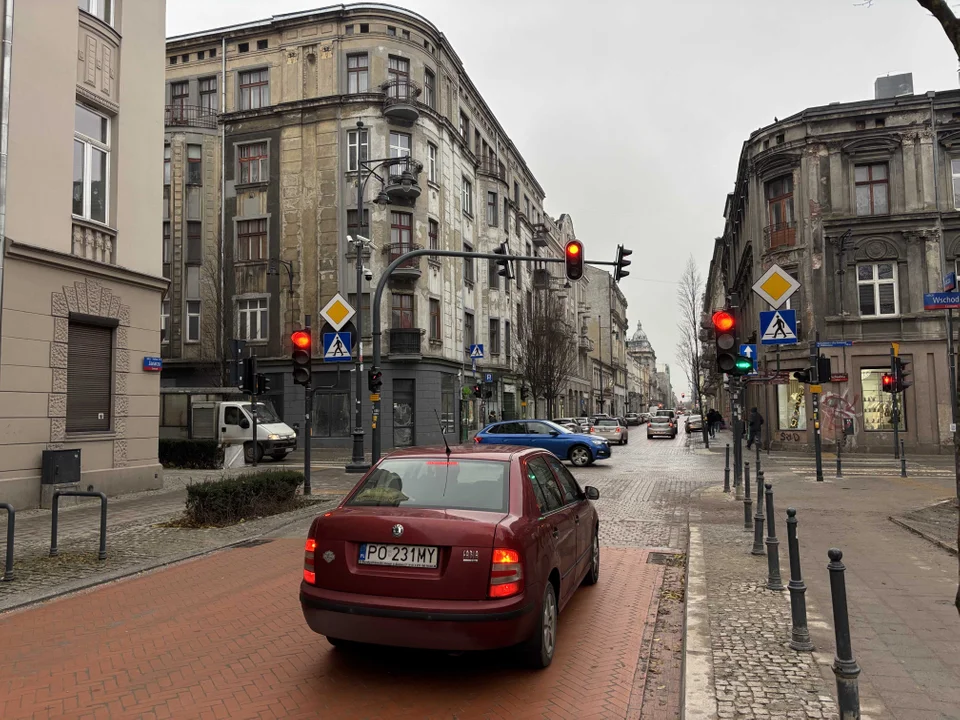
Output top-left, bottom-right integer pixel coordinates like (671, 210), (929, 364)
(234, 538), (274, 548)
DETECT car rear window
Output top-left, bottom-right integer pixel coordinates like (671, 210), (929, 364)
(346, 458), (509, 512)
(651, 416), (671, 424)
(597, 419), (618, 427)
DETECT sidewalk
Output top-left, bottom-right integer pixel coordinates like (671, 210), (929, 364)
(687, 452), (960, 720)
(0, 466), (356, 613)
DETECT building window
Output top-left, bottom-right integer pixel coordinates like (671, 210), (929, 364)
(66, 320), (112, 432)
(163, 145), (171, 185)
(503, 197), (509, 233)
(73, 103), (110, 224)
(424, 68), (436, 109)
(347, 54), (368, 94)
(392, 293), (414, 328)
(393, 379), (416, 448)
(347, 293), (371, 336)
(505, 320), (511, 358)
(464, 311), (475, 350)
(161, 301), (170, 344)
(238, 69), (269, 110)
(855, 163), (888, 216)
(238, 142), (268, 184)
(238, 42), (249, 53)
(475, 130), (482, 156)
(524, 195), (530, 218)
(765, 174), (795, 247)
(79, 0), (112, 24)
(170, 81), (189, 112)
(857, 262), (898, 317)
(387, 56), (410, 90)
(186, 145), (203, 185)
(187, 221), (202, 264)
(489, 318), (500, 355)
(210, 47), (217, 57)
(169, 57), (177, 65)
(345, 24), (354, 35)
(347, 129), (368, 172)
(402, 29), (410, 40)
(199, 76), (218, 112)
(347, 209), (370, 237)
(257, 39), (268, 50)
(459, 112), (470, 140)
(428, 143), (438, 183)
(162, 221), (171, 278)
(360, 23), (369, 33)
(391, 211), (413, 254)
(488, 255), (500, 290)
(428, 219), (439, 251)
(513, 181), (519, 204)
(389, 132), (411, 176)
(487, 191), (498, 226)
(952, 159), (960, 209)
(186, 300), (201, 343)
(237, 218), (268, 261)
(237, 297), (269, 341)
(861, 369), (905, 431)
(461, 177), (473, 216)
(463, 242), (474, 284)
(777, 379), (807, 430)
(387, 25), (397, 36)
(429, 298), (441, 340)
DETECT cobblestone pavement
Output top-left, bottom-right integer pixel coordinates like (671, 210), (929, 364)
(0, 430), (711, 719)
(890, 499), (958, 554)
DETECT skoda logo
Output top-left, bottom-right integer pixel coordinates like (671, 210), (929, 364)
(391, 524), (404, 538)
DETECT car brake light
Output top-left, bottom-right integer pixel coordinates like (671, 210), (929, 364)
(615, 427), (621, 433)
(474, 436), (482, 443)
(489, 547), (523, 599)
(303, 537), (317, 584)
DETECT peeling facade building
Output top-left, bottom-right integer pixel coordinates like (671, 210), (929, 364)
(583, 265), (629, 416)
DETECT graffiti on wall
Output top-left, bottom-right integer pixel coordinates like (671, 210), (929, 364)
(820, 390), (861, 445)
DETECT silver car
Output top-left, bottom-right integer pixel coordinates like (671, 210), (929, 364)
(591, 417), (628, 445)
(647, 415), (678, 439)
(553, 417), (584, 433)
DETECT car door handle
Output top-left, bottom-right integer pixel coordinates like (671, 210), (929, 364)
(552, 527), (559, 539)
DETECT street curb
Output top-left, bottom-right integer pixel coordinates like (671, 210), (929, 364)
(887, 515), (959, 556)
(681, 510), (718, 720)
(0, 498), (335, 616)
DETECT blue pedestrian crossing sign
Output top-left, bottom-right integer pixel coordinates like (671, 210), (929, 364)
(759, 309), (798, 345)
(469, 344), (484, 359)
(323, 331), (353, 362)
(739, 344), (758, 374)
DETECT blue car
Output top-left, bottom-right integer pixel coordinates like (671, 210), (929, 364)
(474, 419), (611, 467)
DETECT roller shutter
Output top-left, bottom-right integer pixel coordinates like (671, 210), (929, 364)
(66, 321), (113, 432)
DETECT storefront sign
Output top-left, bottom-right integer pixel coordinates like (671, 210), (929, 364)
(829, 373), (848, 383)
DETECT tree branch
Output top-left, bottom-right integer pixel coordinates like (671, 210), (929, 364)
(915, 0), (960, 59)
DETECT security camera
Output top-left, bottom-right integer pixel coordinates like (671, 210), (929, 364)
(363, 267), (374, 281)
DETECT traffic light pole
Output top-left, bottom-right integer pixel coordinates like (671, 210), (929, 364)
(250, 356), (258, 467)
(303, 315), (312, 495)
(811, 333), (823, 482)
(891, 346), (900, 460)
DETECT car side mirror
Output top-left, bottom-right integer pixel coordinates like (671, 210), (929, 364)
(584, 486), (600, 500)
(239, 418), (250, 429)
(549, 431), (560, 437)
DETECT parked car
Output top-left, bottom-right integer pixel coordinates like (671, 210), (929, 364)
(591, 418), (628, 445)
(299, 444), (602, 668)
(685, 414), (704, 434)
(474, 419), (611, 467)
(552, 418), (584, 433)
(655, 409), (677, 420)
(647, 415), (678, 439)
(624, 412), (642, 426)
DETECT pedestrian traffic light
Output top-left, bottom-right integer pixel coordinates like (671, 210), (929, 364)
(817, 355), (832, 382)
(256, 374), (271, 395)
(291, 329), (312, 386)
(473, 383), (482, 398)
(614, 244), (633, 283)
(564, 240), (583, 281)
(712, 310), (738, 373)
(494, 241), (514, 279)
(368, 367), (383, 393)
(881, 373), (896, 393)
(894, 357), (912, 393)
(242, 356), (258, 394)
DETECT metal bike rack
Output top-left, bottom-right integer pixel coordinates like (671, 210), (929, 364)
(0, 503), (14, 581)
(50, 491), (108, 561)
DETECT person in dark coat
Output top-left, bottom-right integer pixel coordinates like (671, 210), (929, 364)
(707, 409), (721, 438)
(746, 407), (764, 449)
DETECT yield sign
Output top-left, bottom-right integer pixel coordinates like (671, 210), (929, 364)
(752, 264), (800, 309)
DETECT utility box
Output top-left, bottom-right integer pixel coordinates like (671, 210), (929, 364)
(40, 449), (81, 509)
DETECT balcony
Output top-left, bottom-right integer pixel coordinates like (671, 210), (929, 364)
(384, 157), (424, 201)
(579, 335), (594, 352)
(164, 104), (218, 130)
(532, 223), (554, 248)
(763, 221), (797, 251)
(384, 242), (423, 280)
(477, 157), (506, 182)
(382, 79), (422, 123)
(388, 327), (423, 360)
(72, 219), (116, 264)
(532, 268), (551, 289)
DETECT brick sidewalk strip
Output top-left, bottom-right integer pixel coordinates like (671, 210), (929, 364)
(0, 542), (663, 720)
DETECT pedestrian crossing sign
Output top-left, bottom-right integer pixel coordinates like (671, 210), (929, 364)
(759, 309), (798, 345)
(323, 331), (353, 362)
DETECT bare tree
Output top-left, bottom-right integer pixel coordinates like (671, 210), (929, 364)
(676, 256), (709, 445)
(516, 290), (578, 419)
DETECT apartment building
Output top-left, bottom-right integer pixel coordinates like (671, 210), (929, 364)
(0, 0), (166, 508)
(626, 322), (658, 412)
(707, 84), (960, 453)
(583, 264), (629, 416)
(160, 5), (593, 449)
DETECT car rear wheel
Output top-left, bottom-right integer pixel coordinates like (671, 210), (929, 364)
(244, 442), (264, 463)
(582, 530), (600, 586)
(522, 582), (558, 668)
(569, 445), (592, 467)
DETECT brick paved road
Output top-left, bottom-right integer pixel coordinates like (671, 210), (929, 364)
(1, 430), (711, 719)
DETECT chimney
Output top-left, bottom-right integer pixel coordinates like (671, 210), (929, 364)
(874, 73), (914, 100)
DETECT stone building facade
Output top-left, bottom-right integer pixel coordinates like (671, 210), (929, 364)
(0, 0), (166, 508)
(708, 89), (960, 453)
(584, 264), (629, 416)
(160, 5), (596, 449)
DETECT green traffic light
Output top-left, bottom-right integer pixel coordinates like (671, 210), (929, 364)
(734, 357), (753, 372)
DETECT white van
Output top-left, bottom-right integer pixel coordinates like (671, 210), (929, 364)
(192, 400), (297, 463)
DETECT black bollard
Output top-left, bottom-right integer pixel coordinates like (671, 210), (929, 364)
(751, 470), (766, 556)
(786, 509), (813, 651)
(900, 439), (907, 478)
(743, 461), (753, 530)
(755, 442), (762, 477)
(764, 483), (784, 591)
(827, 549), (862, 719)
(724, 444), (731, 493)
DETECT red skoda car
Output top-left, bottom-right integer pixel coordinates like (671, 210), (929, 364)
(300, 444), (601, 668)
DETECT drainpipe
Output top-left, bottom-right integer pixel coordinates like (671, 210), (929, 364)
(0, 0), (15, 380)
(219, 36), (226, 381)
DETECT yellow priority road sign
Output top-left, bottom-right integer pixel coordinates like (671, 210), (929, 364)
(752, 264), (800, 310)
(319, 293), (356, 331)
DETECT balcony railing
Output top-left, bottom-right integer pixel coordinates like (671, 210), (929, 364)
(477, 157), (506, 181)
(385, 242), (423, 272)
(388, 327), (423, 358)
(763, 221), (797, 250)
(382, 79), (422, 122)
(532, 223), (554, 248)
(164, 104), (218, 129)
(579, 335), (594, 352)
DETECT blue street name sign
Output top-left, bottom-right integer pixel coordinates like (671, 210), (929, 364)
(924, 292), (960, 311)
(816, 340), (854, 348)
(142, 356), (162, 372)
(945, 272), (957, 292)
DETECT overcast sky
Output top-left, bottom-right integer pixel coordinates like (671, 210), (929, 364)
(168, 0), (959, 396)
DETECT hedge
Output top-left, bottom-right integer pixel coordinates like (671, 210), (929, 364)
(184, 470), (304, 526)
(159, 439), (223, 469)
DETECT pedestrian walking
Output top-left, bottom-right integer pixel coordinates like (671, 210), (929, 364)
(746, 407), (764, 449)
(707, 409), (721, 438)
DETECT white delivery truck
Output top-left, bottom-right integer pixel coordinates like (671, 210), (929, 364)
(191, 399), (297, 463)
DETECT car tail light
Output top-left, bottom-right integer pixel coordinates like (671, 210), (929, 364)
(615, 427), (621, 433)
(303, 537), (317, 584)
(489, 548), (524, 599)
(669, 423), (674, 428)
(474, 435), (482, 443)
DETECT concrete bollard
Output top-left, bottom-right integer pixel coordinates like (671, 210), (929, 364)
(724, 444), (731, 493)
(764, 483), (784, 591)
(786, 509), (813, 651)
(743, 461), (753, 530)
(827, 549), (862, 719)
(751, 470), (766, 556)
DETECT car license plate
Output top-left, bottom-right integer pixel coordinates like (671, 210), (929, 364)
(359, 543), (439, 568)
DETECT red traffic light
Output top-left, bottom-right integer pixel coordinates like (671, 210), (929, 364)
(565, 240), (584, 281)
(881, 373), (895, 392)
(566, 242), (580, 257)
(712, 310), (735, 332)
(291, 330), (311, 350)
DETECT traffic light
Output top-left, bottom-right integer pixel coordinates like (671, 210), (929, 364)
(564, 240), (583, 281)
(733, 356), (754, 375)
(291, 329), (312, 386)
(817, 355), (832, 382)
(520, 386), (528, 401)
(473, 383), (482, 398)
(242, 356), (257, 393)
(793, 367), (813, 384)
(368, 367), (383, 393)
(494, 242), (514, 279)
(881, 373), (896, 393)
(614, 244), (633, 283)
(712, 310), (737, 373)
(894, 357), (912, 393)
(256, 374), (271, 395)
